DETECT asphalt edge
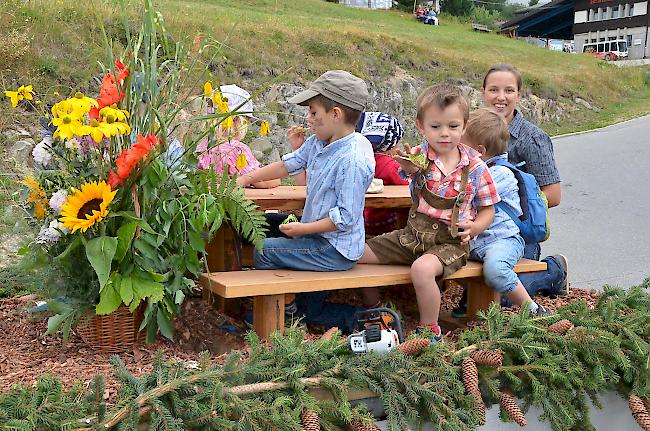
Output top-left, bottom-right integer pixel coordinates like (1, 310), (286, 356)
(552, 113), (650, 139)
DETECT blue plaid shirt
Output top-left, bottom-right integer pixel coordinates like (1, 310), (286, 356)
(282, 132), (375, 261)
(471, 154), (522, 249)
(508, 110), (561, 187)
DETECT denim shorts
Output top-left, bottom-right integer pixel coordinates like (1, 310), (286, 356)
(366, 210), (467, 278)
(254, 235), (356, 272)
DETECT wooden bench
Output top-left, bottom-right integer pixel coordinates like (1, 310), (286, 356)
(199, 259), (546, 339)
(471, 22), (491, 32)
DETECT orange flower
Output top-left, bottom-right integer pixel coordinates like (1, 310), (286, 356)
(91, 59), (130, 119)
(107, 134), (159, 189)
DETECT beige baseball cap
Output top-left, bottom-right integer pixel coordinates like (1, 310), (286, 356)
(288, 70), (368, 112)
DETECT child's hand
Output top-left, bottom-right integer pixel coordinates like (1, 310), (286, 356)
(288, 125), (307, 151)
(279, 221), (307, 237)
(392, 143), (423, 174)
(456, 220), (477, 244)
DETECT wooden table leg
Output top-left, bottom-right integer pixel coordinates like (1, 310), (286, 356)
(253, 294), (285, 340)
(204, 223), (242, 315)
(466, 278), (500, 320)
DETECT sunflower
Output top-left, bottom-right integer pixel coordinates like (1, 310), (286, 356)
(59, 181), (117, 233)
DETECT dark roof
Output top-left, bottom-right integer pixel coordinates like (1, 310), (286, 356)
(500, 0), (574, 39)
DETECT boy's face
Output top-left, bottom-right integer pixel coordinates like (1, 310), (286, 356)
(416, 103), (465, 157)
(306, 100), (340, 143)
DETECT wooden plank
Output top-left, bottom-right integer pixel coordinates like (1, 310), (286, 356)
(199, 260), (547, 298)
(244, 185), (412, 211)
(253, 294), (285, 340)
(466, 278), (500, 319)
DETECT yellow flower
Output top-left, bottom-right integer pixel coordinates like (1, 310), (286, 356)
(212, 92), (224, 110)
(59, 181), (117, 233)
(236, 153), (247, 170)
(51, 113), (84, 141)
(103, 113), (131, 136)
(67, 92), (98, 115)
(260, 121), (270, 137)
(203, 81), (213, 98)
(52, 99), (84, 120)
(99, 105), (129, 122)
(23, 176), (48, 220)
(77, 119), (111, 143)
(4, 85), (34, 108)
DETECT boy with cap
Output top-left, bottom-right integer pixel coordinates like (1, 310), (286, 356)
(238, 70), (375, 271)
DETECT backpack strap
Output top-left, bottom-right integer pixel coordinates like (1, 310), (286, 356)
(492, 159), (528, 221)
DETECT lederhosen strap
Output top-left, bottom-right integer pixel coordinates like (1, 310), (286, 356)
(411, 163), (470, 238)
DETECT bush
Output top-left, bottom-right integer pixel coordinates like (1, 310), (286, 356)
(470, 5), (502, 28)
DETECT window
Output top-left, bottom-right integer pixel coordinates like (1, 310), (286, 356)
(608, 36), (617, 40)
(627, 34), (633, 48)
(629, 4), (634, 16)
(597, 43), (605, 52)
(612, 5), (619, 17)
(591, 38), (597, 43)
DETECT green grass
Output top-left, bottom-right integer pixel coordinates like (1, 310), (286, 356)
(1, 0), (650, 134)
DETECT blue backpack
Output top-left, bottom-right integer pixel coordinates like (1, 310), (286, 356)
(492, 159), (549, 244)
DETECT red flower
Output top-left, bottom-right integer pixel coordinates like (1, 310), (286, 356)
(92, 59), (130, 119)
(107, 135), (159, 190)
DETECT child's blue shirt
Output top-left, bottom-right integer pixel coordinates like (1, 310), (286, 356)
(282, 132), (375, 261)
(471, 153), (522, 249)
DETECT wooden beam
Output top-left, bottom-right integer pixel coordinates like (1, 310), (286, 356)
(199, 260), (547, 298)
(253, 294), (285, 340)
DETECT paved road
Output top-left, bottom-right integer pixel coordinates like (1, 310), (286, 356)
(542, 114), (650, 290)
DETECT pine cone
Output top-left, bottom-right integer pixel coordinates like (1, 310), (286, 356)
(301, 409), (320, 431)
(320, 327), (339, 341)
(643, 397), (650, 413)
(500, 392), (527, 427)
(471, 350), (503, 367)
(548, 319), (574, 334)
(462, 357), (479, 394)
(472, 391), (486, 426)
(629, 395), (650, 431)
(398, 338), (430, 355)
(350, 418), (381, 431)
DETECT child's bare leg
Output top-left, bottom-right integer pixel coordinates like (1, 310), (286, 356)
(358, 244), (380, 264)
(410, 254), (444, 325)
(359, 245), (381, 306)
(506, 282), (534, 307)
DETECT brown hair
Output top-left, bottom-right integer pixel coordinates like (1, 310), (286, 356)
(482, 64), (523, 92)
(416, 83), (469, 124)
(310, 94), (362, 126)
(464, 108), (510, 158)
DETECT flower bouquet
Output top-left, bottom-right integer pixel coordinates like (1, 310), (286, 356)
(9, 0), (267, 348)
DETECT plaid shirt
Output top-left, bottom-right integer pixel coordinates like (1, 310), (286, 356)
(410, 143), (500, 224)
(508, 110), (561, 187)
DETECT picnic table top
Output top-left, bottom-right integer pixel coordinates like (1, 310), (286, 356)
(244, 185), (412, 210)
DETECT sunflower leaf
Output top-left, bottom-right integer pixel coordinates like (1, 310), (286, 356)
(96, 283), (123, 315)
(115, 222), (138, 262)
(86, 236), (118, 290)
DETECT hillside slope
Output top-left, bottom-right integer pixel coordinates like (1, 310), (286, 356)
(1, 0), (649, 134)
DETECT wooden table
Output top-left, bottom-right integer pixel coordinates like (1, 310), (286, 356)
(204, 185), (413, 311)
(244, 185), (412, 211)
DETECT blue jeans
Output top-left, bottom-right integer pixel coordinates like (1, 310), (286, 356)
(254, 235), (355, 272)
(470, 235), (525, 295)
(518, 243), (565, 297)
(254, 235), (360, 333)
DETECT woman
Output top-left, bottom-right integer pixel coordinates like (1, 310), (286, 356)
(481, 63), (568, 299)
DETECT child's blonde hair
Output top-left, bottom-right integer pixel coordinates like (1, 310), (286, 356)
(463, 108), (509, 157)
(416, 83), (469, 124)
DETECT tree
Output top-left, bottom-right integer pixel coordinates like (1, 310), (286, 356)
(441, 0), (474, 16)
(529, 0), (540, 6)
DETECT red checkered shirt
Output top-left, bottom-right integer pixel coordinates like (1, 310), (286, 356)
(414, 143), (500, 224)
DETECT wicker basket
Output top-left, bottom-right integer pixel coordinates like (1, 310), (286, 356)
(76, 306), (144, 353)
